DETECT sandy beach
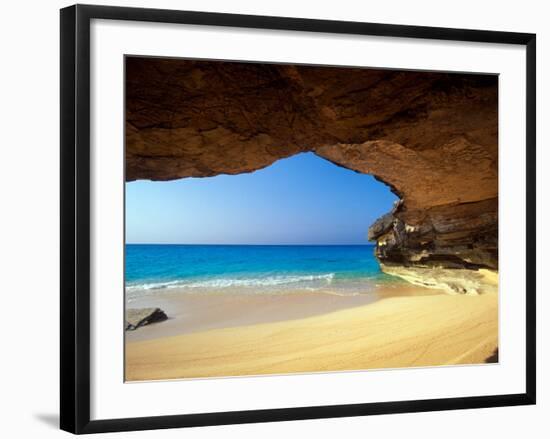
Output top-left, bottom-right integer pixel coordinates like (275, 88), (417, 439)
(125, 285), (498, 381)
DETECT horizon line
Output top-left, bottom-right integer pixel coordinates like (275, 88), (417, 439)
(125, 242), (376, 246)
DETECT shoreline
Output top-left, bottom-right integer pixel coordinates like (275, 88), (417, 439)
(125, 284), (498, 381)
(125, 281), (440, 342)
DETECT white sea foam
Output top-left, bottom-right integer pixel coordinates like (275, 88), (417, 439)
(126, 273), (336, 293)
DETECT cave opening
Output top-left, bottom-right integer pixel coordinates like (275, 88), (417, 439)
(125, 57), (498, 296)
(126, 151), (398, 246)
(125, 152), (404, 300)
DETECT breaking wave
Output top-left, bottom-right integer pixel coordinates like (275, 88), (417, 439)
(126, 273), (336, 292)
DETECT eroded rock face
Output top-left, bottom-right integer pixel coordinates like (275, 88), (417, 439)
(126, 57), (498, 292)
(368, 198), (498, 270)
(380, 265), (498, 295)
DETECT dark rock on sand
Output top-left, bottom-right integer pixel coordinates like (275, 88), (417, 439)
(126, 307), (168, 331)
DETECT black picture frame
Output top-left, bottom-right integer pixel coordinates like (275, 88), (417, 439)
(60, 4), (536, 434)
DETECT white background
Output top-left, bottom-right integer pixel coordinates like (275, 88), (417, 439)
(0, 0), (547, 437)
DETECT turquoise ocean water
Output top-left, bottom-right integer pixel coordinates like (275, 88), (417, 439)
(126, 244), (398, 299)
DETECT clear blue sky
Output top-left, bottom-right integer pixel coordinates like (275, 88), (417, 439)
(126, 152), (397, 245)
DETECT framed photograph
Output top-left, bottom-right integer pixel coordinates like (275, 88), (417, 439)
(60, 4), (536, 434)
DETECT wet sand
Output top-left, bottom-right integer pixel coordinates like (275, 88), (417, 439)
(125, 285), (498, 381)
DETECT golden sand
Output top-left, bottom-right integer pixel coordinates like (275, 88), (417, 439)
(125, 289), (498, 381)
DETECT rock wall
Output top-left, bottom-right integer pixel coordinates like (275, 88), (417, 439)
(126, 57), (499, 293)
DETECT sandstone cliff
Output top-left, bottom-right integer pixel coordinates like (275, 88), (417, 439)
(126, 57), (498, 294)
